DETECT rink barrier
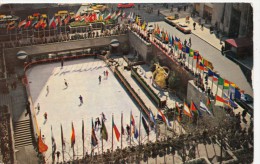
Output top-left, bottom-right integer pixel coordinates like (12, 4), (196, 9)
(23, 53), (96, 72)
(114, 66), (151, 123)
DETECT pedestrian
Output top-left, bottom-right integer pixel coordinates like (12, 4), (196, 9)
(79, 95), (83, 104)
(193, 22), (196, 30)
(184, 39), (187, 47)
(64, 79), (68, 88)
(101, 112), (106, 121)
(56, 151), (60, 162)
(98, 75), (102, 84)
(221, 45), (225, 54)
(189, 37), (191, 46)
(201, 23), (204, 30)
(46, 85), (49, 94)
(158, 9), (160, 16)
(61, 58), (64, 68)
(44, 112), (47, 120)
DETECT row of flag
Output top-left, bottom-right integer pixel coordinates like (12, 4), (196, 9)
(151, 23), (246, 101)
(38, 111), (153, 156)
(6, 10), (128, 31)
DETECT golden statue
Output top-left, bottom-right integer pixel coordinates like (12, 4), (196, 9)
(152, 63), (169, 89)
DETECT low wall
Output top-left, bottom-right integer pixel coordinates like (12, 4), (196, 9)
(186, 80), (208, 106)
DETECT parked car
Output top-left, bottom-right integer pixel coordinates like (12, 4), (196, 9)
(164, 16), (177, 26)
(176, 23), (191, 34)
(117, 3), (135, 8)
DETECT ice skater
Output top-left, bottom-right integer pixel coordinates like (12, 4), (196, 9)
(61, 58), (64, 68)
(101, 112), (106, 122)
(44, 112), (47, 120)
(79, 95), (83, 105)
(98, 75), (102, 84)
(35, 103), (40, 114)
(46, 85), (49, 96)
(64, 79), (68, 88)
(103, 71), (106, 77)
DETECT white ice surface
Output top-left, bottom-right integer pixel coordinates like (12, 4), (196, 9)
(27, 59), (156, 163)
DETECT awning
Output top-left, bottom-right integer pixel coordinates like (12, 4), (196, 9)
(225, 37), (253, 48)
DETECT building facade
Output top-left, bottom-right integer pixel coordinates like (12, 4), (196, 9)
(193, 3), (253, 38)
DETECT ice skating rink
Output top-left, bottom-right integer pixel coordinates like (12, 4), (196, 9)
(26, 58), (156, 163)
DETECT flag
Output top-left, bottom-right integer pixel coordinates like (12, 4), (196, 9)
(61, 124), (65, 151)
(91, 119), (98, 146)
(41, 20), (47, 29)
(197, 62), (207, 71)
(142, 116), (149, 135)
(218, 77), (224, 86)
(235, 88), (241, 99)
(127, 12), (132, 19)
(215, 95), (226, 106)
(141, 21), (146, 30)
(169, 34), (173, 45)
(112, 116), (120, 141)
(223, 79), (230, 89)
(189, 49), (194, 57)
(18, 20), (27, 28)
(223, 93), (238, 108)
(134, 125), (139, 139)
(82, 120), (84, 141)
(157, 109), (171, 126)
(71, 122), (75, 148)
(24, 20), (31, 28)
(64, 15), (71, 25)
(185, 46), (190, 53)
(104, 13), (111, 21)
(208, 69), (214, 77)
(131, 113), (135, 126)
(199, 101), (212, 115)
(99, 14), (104, 21)
(207, 97), (213, 112)
(178, 42), (182, 50)
(193, 51), (200, 59)
(101, 119), (108, 141)
(175, 36), (179, 42)
(183, 102), (192, 118)
(51, 126), (56, 159)
(38, 130), (48, 153)
(135, 15), (139, 24)
(7, 21), (16, 30)
(190, 101), (202, 117)
(213, 73), (219, 81)
(165, 32), (169, 42)
(176, 102), (182, 122)
(49, 17), (56, 28)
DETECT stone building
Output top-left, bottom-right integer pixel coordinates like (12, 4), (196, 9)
(193, 3), (253, 38)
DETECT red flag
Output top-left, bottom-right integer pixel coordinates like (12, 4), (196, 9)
(18, 20), (27, 28)
(112, 116), (120, 141)
(178, 42), (182, 50)
(38, 130), (48, 153)
(24, 20), (31, 28)
(71, 122), (75, 148)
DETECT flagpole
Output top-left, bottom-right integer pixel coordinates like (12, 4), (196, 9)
(139, 110), (141, 146)
(82, 120), (85, 159)
(130, 111), (132, 146)
(112, 114), (114, 152)
(121, 112), (123, 149)
(211, 76), (214, 93)
(72, 123), (75, 161)
(101, 124), (104, 155)
(61, 124), (65, 163)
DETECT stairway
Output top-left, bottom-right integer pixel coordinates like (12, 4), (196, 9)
(14, 120), (33, 148)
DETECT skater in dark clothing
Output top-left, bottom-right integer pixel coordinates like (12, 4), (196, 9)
(61, 58), (64, 68)
(106, 70), (109, 78)
(25, 101), (31, 116)
(64, 79), (68, 88)
(103, 71), (106, 76)
(79, 95), (83, 105)
(56, 151), (60, 162)
(44, 112), (47, 120)
(98, 75), (102, 84)
(46, 85), (49, 96)
(36, 103), (40, 112)
(221, 45), (225, 55)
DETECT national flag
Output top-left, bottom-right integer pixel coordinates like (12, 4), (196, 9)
(133, 125), (139, 139)
(122, 11), (126, 18)
(75, 15), (81, 21)
(57, 16), (62, 26)
(193, 51), (200, 59)
(175, 102), (182, 122)
(223, 79), (230, 89)
(175, 36), (179, 42)
(49, 17), (56, 28)
(91, 119), (98, 146)
(130, 112), (135, 126)
(24, 20), (31, 28)
(215, 95), (226, 106)
(142, 116), (149, 135)
(18, 20), (27, 28)
(183, 102), (192, 118)
(104, 13), (111, 21)
(35, 19), (43, 29)
(165, 32), (169, 42)
(206, 97), (213, 111)
(189, 49), (194, 57)
(135, 15), (139, 24)
(229, 85), (236, 99)
(157, 109), (171, 126)
(38, 130), (48, 153)
(185, 46), (190, 53)
(51, 126), (56, 159)
(223, 93), (238, 108)
(41, 20), (47, 29)
(207, 69), (214, 76)
(141, 21), (146, 30)
(127, 12), (132, 19)
(196, 62), (206, 71)
(114, 10), (121, 20)
(235, 88), (241, 99)
(111, 11), (117, 20)
(178, 41), (182, 50)
(112, 115), (120, 141)
(101, 119), (108, 141)
(61, 124), (65, 151)
(218, 77), (224, 86)
(213, 73), (219, 81)
(71, 122), (75, 148)
(199, 101), (212, 115)
(207, 61), (214, 70)
(82, 120), (84, 141)
(190, 101), (202, 117)
(31, 20), (38, 27)
(7, 21), (16, 30)
(169, 34), (173, 46)
(64, 15), (71, 25)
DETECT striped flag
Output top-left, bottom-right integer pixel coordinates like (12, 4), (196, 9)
(199, 101), (212, 115)
(101, 119), (108, 141)
(91, 119), (98, 146)
(215, 95), (226, 106)
(183, 102), (192, 118)
(18, 19), (27, 28)
(112, 115), (120, 141)
(71, 122), (75, 148)
(142, 116), (149, 135)
(157, 109), (171, 126)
